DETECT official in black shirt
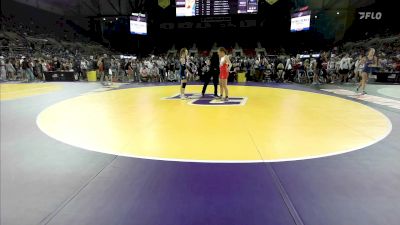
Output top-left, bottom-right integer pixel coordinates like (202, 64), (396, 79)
(201, 54), (219, 97)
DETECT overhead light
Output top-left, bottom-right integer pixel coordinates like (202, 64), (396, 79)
(315, 15), (318, 18)
(336, 12), (340, 15)
(115, 18), (118, 20)
(103, 18), (106, 21)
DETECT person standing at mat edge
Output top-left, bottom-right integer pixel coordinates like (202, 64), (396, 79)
(180, 48), (189, 99)
(218, 47), (232, 101)
(357, 48), (378, 95)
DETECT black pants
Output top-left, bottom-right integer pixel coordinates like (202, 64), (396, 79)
(285, 69), (295, 82)
(202, 72), (218, 96)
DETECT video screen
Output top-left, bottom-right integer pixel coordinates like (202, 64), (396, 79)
(290, 10), (311, 32)
(176, 0), (258, 17)
(130, 13), (147, 35)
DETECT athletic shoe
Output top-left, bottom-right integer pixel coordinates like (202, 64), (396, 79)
(361, 91), (367, 95)
(180, 95), (187, 99)
(224, 97), (229, 102)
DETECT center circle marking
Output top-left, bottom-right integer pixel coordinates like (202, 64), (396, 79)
(36, 85), (391, 163)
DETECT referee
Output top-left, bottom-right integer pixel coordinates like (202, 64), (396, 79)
(201, 53), (219, 97)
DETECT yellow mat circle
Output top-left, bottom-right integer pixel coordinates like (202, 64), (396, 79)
(37, 85), (391, 162)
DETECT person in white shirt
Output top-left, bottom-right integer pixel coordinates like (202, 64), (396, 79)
(327, 57), (337, 83)
(80, 59), (88, 80)
(284, 57), (292, 82)
(339, 54), (351, 83)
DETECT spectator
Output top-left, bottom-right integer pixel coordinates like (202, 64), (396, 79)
(339, 54), (351, 83)
(0, 56), (6, 81)
(80, 58), (88, 80)
(276, 61), (284, 82)
(140, 65), (149, 82)
(6, 59), (16, 80)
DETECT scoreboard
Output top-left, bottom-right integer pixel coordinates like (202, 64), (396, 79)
(176, 0), (258, 17)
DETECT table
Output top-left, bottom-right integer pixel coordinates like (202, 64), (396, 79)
(44, 71), (75, 81)
(373, 71), (400, 83)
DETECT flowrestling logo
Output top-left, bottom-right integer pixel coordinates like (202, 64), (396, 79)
(359, 12), (382, 20)
(163, 93), (248, 106)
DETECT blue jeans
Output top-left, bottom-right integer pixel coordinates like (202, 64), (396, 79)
(25, 69), (35, 81)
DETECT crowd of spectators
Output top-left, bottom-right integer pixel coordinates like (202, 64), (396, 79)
(1, 48), (400, 84)
(1, 19), (399, 85)
(0, 14), (114, 82)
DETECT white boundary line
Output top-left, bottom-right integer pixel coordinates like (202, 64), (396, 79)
(321, 88), (400, 110)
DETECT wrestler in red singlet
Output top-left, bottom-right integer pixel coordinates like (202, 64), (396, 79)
(219, 59), (229, 80)
(217, 47), (231, 101)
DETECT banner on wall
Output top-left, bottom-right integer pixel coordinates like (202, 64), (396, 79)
(158, 0), (170, 9)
